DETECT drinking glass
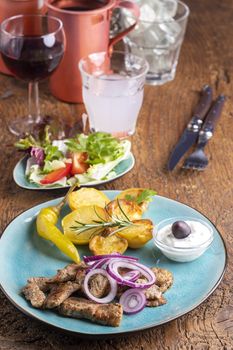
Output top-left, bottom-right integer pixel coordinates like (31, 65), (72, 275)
(124, 1), (189, 85)
(79, 51), (149, 137)
(0, 0), (45, 75)
(0, 14), (65, 136)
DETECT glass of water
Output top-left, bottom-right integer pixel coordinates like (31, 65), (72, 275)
(79, 51), (149, 137)
(124, 0), (189, 85)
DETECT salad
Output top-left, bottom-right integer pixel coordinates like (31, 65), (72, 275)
(15, 128), (131, 187)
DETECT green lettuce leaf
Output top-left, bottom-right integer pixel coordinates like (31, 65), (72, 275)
(15, 125), (52, 151)
(44, 145), (63, 162)
(66, 132), (125, 165)
(42, 160), (66, 174)
(65, 133), (87, 153)
(14, 135), (40, 150)
(74, 140), (131, 183)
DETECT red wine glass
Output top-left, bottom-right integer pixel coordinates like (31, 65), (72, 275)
(0, 14), (65, 136)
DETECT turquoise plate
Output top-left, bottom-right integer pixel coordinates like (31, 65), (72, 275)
(0, 192), (227, 337)
(13, 154), (135, 190)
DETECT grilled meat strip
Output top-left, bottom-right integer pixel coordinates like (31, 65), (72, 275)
(136, 278), (167, 307)
(44, 281), (81, 309)
(151, 267), (173, 293)
(145, 285), (167, 307)
(23, 263), (88, 308)
(74, 264), (87, 283)
(146, 297), (167, 307)
(88, 274), (110, 298)
(44, 264), (89, 309)
(27, 277), (53, 292)
(144, 267), (173, 306)
(58, 297), (123, 327)
(50, 262), (87, 283)
(22, 281), (47, 308)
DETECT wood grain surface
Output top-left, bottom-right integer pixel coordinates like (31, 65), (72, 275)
(0, 0), (233, 348)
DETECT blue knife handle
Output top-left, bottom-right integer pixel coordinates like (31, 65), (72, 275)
(192, 85), (213, 119)
(201, 95), (226, 133)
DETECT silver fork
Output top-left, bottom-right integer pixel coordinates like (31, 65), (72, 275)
(183, 95), (226, 171)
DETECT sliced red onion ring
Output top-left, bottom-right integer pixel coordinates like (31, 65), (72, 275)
(107, 259), (155, 289)
(87, 258), (110, 271)
(123, 270), (140, 282)
(83, 254), (138, 263)
(119, 288), (146, 314)
(83, 268), (117, 304)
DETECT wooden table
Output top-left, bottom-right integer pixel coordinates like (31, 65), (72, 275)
(0, 0), (232, 348)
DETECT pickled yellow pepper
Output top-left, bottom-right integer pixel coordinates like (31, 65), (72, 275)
(36, 185), (80, 263)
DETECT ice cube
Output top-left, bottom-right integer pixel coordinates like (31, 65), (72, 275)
(144, 25), (171, 47)
(155, 0), (178, 20)
(159, 19), (181, 44)
(123, 3), (155, 31)
(128, 21), (176, 49)
(140, 3), (156, 22)
(127, 27), (155, 47)
(135, 0), (177, 21)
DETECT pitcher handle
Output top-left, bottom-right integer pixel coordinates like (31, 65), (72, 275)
(108, 0), (140, 51)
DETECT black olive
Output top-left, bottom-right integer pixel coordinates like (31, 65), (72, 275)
(172, 221), (191, 239)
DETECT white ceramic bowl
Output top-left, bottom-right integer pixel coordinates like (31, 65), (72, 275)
(153, 217), (214, 262)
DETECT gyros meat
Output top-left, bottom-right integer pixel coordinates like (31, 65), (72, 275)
(58, 297), (123, 327)
(44, 281), (81, 309)
(22, 262), (173, 326)
(151, 267), (173, 293)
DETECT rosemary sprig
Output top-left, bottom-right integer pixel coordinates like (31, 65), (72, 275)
(70, 217), (133, 235)
(70, 200), (135, 236)
(116, 198), (130, 221)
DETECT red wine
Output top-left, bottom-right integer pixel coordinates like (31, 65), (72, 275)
(1, 37), (64, 81)
(53, 0), (107, 11)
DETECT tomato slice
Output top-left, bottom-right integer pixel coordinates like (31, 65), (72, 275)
(71, 152), (89, 175)
(40, 162), (72, 185)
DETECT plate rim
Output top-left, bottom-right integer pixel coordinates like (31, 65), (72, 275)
(13, 154), (135, 191)
(0, 192), (228, 337)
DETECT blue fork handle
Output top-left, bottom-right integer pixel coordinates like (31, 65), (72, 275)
(202, 95), (226, 133)
(192, 85), (213, 119)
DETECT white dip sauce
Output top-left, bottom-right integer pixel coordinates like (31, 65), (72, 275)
(157, 220), (212, 248)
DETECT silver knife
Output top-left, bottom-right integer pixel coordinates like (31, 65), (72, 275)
(167, 85), (213, 171)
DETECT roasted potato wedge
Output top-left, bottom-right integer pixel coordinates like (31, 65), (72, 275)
(68, 187), (110, 211)
(106, 199), (143, 221)
(89, 234), (128, 255)
(116, 219), (153, 248)
(62, 205), (108, 245)
(116, 188), (155, 212)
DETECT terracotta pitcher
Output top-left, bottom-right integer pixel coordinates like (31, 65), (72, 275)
(45, 0), (140, 103)
(0, 0), (45, 75)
